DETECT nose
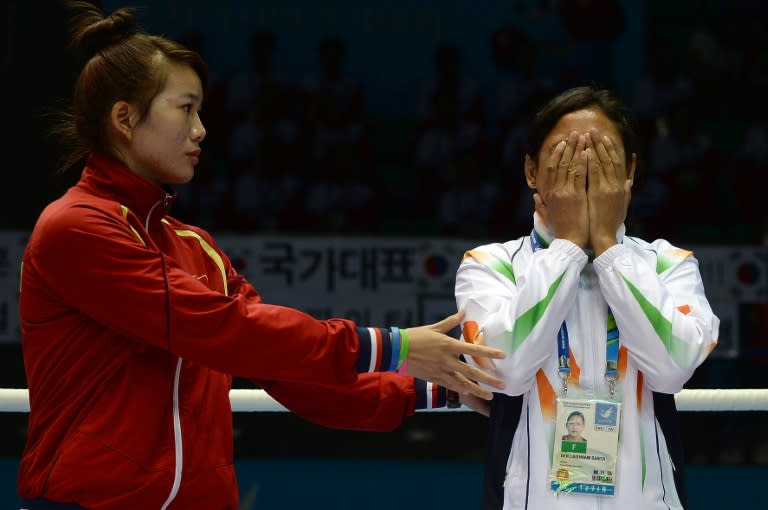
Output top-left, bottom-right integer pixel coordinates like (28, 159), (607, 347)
(191, 113), (206, 143)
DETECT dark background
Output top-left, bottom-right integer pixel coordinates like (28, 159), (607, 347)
(1, 0), (767, 470)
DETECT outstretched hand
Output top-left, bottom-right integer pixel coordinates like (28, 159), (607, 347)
(403, 310), (506, 400)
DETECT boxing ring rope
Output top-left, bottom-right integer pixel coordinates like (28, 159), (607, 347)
(1, 388), (767, 413)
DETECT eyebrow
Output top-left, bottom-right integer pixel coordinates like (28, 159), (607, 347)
(179, 92), (202, 102)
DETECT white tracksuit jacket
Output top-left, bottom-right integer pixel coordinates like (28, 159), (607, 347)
(455, 216), (719, 510)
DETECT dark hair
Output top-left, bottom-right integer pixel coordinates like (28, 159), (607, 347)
(54, 1), (208, 172)
(566, 411), (585, 423)
(525, 86), (638, 167)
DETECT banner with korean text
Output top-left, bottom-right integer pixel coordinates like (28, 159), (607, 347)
(0, 231), (765, 358)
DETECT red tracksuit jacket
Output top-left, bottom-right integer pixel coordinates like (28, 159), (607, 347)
(17, 153), (445, 509)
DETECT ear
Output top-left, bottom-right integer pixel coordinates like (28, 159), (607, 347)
(109, 100), (139, 141)
(524, 154), (537, 189)
(627, 152), (637, 186)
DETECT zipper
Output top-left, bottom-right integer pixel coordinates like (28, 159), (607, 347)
(588, 271), (604, 510)
(160, 358), (184, 510)
(148, 194), (183, 509)
(145, 194), (173, 232)
(592, 272), (605, 394)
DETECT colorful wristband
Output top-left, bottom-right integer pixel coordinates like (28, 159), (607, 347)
(397, 328), (410, 370)
(390, 326), (401, 372)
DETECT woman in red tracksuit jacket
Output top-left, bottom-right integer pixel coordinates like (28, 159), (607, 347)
(16, 3), (506, 509)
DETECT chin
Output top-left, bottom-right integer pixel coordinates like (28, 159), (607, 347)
(168, 170), (195, 185)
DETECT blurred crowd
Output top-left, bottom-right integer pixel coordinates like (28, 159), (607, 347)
(171, 9), (767, 246)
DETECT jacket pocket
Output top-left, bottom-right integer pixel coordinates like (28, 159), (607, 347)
(42, 430), (171, 510)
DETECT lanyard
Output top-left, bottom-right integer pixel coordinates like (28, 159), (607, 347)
(530, 230), (620, 397)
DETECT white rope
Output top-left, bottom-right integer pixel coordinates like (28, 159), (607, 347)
(672, 388), (768, 412)
(1, 388), (768, 413)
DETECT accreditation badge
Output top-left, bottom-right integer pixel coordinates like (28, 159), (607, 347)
(550, 398), (622, 496)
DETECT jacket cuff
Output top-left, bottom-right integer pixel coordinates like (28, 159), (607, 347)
(414, 378), (446, 409)
(355, 327), (396, 372)
(549, 238), (590, 267)
(593, 242), (628, 273)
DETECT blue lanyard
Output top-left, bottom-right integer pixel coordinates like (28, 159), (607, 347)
(530, 230), (620, 396)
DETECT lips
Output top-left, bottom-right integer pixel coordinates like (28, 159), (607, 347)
(187, 150), (201, 165)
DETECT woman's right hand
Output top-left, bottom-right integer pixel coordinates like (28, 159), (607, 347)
(402, 310), (506, 400)
(535, 130), (589, 248)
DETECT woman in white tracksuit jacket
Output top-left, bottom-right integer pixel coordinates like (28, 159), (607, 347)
(455, 86), (719, 510)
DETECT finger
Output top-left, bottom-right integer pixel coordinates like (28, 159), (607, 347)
(543, 140), (567, 189)
(455, 342), (506, 360)
(462, 328), (495, 370)
(565, 156), (576, 188)
(454, 362), (505, 392)
(576, 132), (587, 153)
(472, 352), (496, 372)
(583, 132), (607, 182)
(584, 130), (596, 154)
(601, 135), (624, 180)
(586, 147), (600, 191)
(573, 149), (588, 192)
(428, 309), (465, 332)
(460, 393), (491, 417)
(602, 135), (622, 165)
(451, 370), (479, 395)
(560, 130), (579, 164)
(587, 129), (603, 156)
(472, 353), (496, 371)
(455, 377), (494, 401)
(566, 135), (587, 188)
(557, 131), (579, 186)
(596, 135), (619, 181)
(593, 137), (614, 181)
(583, 133), (596, 185)
(435, 368), (488, 399)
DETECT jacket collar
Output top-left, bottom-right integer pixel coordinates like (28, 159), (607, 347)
(80, 153), (177, 226)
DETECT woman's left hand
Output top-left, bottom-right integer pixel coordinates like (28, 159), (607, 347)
(585, 131), (633, 255)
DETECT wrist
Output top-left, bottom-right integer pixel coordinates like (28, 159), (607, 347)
(414, 379), (447, 409)
(446, 389), (461, 408)
(591, 236), (617, 256)
(555, 236), (588, 250)
(553, 230), (588, 249)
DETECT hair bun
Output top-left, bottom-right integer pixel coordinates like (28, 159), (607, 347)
(73, 5), (140, 58)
